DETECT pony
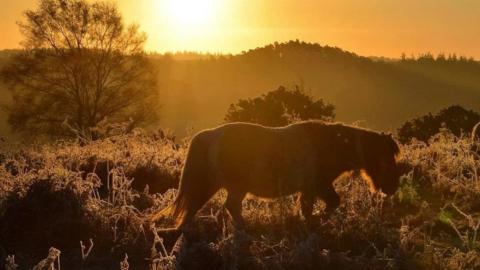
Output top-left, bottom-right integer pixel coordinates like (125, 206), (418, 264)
(151, 121), (401, 230)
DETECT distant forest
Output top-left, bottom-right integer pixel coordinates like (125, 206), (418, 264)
(1, 40), (480, 138)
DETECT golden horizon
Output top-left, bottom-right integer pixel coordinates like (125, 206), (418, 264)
(1, 0), (480, 58)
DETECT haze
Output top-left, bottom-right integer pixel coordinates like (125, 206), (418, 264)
(1, 0), (480, 58)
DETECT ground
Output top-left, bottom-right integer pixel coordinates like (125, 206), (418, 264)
(1, 128), (480, 270)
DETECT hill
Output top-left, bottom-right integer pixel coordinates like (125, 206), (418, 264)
(153, 41), (480, 136)
(2, 41), (480, 138)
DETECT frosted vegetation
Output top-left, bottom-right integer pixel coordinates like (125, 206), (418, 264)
(1, 127), (480, 269)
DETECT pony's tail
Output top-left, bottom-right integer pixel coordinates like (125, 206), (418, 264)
(149, 191), (189, 230)
(150, 130), (212, 231)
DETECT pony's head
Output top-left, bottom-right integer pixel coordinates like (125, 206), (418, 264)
(361, 133), (400, 195)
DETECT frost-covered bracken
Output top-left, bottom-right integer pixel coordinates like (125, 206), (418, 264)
(1, 128), (480, 270)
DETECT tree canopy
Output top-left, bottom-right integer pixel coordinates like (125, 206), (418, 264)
(1, 0), (158, 140)
(225, 85), (335, 126)
(398, 105), (480, 143)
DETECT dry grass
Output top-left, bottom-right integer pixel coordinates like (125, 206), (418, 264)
(1, 128), (480, 269)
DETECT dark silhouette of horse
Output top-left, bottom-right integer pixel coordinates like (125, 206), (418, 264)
(151, 121), (400, 230)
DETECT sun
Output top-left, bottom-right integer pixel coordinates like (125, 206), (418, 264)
(166, 0), (214, 26)
(160, 0), (219, 36)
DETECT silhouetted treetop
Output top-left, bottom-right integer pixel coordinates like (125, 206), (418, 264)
(398, 105), (480, 143)
(225, 85), (335, 126)
(238, 40), (362, 62)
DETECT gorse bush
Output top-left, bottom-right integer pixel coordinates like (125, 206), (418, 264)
(1, 128), (480, 269)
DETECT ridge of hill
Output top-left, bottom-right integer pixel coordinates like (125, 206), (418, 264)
(153, 40), (480, 135)
(1, 41), (480, 138)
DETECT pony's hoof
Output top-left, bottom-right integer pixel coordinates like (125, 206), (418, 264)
(323, 207), (340, 218)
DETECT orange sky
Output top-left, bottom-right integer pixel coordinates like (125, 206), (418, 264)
(1, 0), (480, 58)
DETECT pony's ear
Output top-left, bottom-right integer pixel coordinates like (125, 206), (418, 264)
(381, 132), (395, 140)
(379, 132), (400, 156)
(387, 135), (400, 156)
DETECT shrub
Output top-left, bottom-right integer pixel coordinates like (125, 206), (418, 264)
(225, 85), (335, 126)
(398, 105), (480, 143)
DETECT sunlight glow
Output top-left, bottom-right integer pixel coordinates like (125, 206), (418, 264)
(159, 0), (220, 38)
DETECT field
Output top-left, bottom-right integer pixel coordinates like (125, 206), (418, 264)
(1, 128), (480, 270)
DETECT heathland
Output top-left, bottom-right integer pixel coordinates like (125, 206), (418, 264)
(1, 127), (480, 269)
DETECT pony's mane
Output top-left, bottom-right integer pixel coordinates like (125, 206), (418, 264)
(293, 120), (401, 156)
(293, 120), (382, 134)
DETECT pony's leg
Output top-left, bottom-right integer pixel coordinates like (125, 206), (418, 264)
(179, 186), (220, 232)
(321, 185), (340, 217)
(180, 209), (198, 231)
(225, 191), (246, 228)
(299, 192), (315, 220)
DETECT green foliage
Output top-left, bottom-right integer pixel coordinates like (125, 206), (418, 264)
(395, 175), (421, 207)
(438, 209), (454, 225)
(398, 105), (480, 143)
(224, 85), (335, 126)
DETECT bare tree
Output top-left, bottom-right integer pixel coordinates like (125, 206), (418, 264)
(1, 0), (158, 139)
